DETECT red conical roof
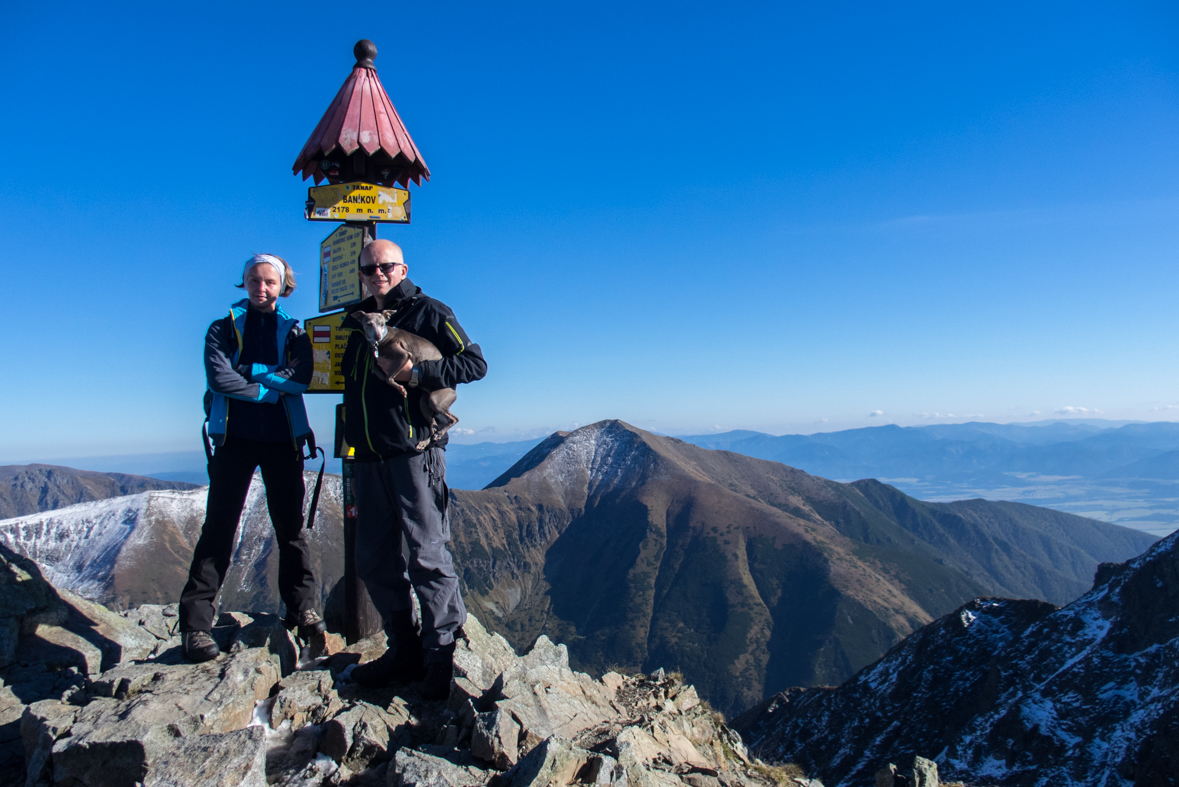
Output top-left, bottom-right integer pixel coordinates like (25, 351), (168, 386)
(293, 40), (430, 188)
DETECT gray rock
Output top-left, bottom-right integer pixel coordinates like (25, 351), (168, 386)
(120, 603), (179, 642)
(583, 753), (618, 786)
(42, 648), (279, 786)
(451, 617), (522, 694)
(20, 699), (76, 787)
(503, 736), (590, 787)
(909, 757), (938, 787)
(145, 726), (267, 787)
(267, 723), (333, 786)
(320, 702), (413, 772)
(392, 748), (491, 787)
(0, 546), (66, 669)
(273, 669), (343, 729)
(494, 650), (618, 744)
(874, 764), (895, 787)
(681, 774), (718, 787)
(470, 708), (520, 770)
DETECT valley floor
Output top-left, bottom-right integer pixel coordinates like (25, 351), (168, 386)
(880, 474), (1179, 537)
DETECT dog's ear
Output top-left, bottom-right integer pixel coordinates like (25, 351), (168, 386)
(382, 310), (397, 321)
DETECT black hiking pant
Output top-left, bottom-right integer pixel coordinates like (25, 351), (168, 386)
(353, 446), (466, 654)
(179, 437), (317, 632)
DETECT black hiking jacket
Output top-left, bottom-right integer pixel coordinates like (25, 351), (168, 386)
(341, 278), (486, 459)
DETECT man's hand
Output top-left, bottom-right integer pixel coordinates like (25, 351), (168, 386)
(376, 357), (414, 381)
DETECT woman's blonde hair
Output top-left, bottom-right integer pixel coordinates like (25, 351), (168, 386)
(237, 254), (297, 297)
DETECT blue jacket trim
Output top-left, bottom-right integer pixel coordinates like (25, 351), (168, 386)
(207, 301), (313, 448)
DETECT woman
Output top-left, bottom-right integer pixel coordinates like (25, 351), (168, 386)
(179, 254), (325, 662)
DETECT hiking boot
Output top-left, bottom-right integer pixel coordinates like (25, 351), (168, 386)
(421, 643), (456, 700)
(183, 630), (220, 663)
(285, 609), (327, 639)
(351, 641), (426, 688)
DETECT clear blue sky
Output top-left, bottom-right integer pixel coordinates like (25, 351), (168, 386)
(3, 1), (1179, 461)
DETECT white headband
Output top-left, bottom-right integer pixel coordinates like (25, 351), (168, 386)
(244, 254), (287, 288)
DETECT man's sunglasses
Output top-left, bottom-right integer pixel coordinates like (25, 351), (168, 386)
(360, 262), (403, 276)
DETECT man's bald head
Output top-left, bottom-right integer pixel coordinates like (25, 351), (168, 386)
(360, 239), (404, 266)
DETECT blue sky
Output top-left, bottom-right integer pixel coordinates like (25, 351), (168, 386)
(3, 1), (1179, 461)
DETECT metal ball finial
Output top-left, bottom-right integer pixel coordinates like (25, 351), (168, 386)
(354, 39), (378, 69)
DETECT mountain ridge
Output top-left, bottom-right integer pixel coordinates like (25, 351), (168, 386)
(0, 420), (1158, 717)
(0, 464), (197, 519)
(448, 420), (1154, 715)
(733, 528), (1179, 786)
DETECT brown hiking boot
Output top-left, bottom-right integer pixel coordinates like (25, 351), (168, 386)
(183, 630), (220, 663)
(285, 609), (327, 639)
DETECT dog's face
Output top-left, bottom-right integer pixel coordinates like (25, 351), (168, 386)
(351, 312), (388, 353)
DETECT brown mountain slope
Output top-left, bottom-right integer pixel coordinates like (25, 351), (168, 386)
(447, 420), (1154, 716)
(0, 464), (197, 518)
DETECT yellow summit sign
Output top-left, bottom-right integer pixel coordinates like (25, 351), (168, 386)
(305, 182), (410, 223)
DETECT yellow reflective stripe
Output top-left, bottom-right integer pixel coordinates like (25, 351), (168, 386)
(445, 321), (465, 353)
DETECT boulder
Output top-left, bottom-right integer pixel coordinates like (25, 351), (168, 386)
(144, 726), (267, 787)
(502, 736), (591, 787)
(273, 669), (343, 729)
(909, 757), (938, 787)
(41, 648), (280, 786)
(494, 637), (619, 743)
(20, 699), (76, 787)
(392, 747), (491, 787)
(0, 545), (66, 668)
(452, 616), (521, 694)
(470, 708), (520, 769)
(320, 701), (413, 771)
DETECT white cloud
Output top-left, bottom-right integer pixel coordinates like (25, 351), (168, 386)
(1055, 406), (1103, 415)
(1153, 405), (1179, 411)
(1028, 411), (1041, 416)
(452, 428), (476, 436)
(868, 410), (884, 418)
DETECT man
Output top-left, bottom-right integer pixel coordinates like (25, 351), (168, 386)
(180, 254), (325, 663)
(342, 239), (487, 697)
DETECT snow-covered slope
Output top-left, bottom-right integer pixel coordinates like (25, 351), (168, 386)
(734, 530), (1179, 786)
(0, 474), (345, 614)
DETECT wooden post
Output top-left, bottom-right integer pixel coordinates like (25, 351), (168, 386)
(337, 405), (382, 644)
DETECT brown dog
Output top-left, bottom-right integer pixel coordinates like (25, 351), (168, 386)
(351, 310), (459, 451)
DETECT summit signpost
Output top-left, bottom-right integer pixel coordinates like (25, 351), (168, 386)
(294, 39), (432, 643)
(318, 225), (365, 313)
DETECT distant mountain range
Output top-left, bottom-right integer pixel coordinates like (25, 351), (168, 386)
(677, 420), (1179, 481)
(450, 420), (1179, 535)
(0, 464), (197, 519)
(0, 421), (1158, 717)
(447, 421), (1153, 715)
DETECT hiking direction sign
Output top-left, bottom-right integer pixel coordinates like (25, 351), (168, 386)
(319, 225), (365, 312)
(304, 311), (350, 393)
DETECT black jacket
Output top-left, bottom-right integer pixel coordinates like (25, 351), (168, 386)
(341, 278), (486, 458)
(203, 300), (314, 447)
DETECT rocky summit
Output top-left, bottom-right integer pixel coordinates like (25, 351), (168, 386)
(1, 543), (800, 787)
(732, 527), (1179, 786)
